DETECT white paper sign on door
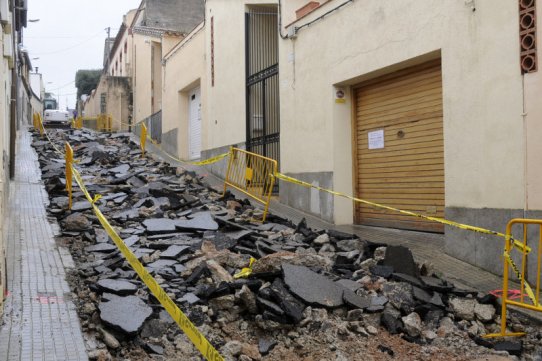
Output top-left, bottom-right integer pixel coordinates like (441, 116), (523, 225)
(368, 129), (384, 149)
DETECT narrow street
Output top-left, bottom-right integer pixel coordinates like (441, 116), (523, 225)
(0, 126), (537, 360)
(1, 1), (542, 360)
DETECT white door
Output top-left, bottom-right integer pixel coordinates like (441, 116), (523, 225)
(188, 87), (201, 160)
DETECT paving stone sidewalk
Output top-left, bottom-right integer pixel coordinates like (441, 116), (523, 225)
(0, 128), (88, 361)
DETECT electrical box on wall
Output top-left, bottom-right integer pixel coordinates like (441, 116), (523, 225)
(287, 26), (297, 39)
(0, 0), (9, 23)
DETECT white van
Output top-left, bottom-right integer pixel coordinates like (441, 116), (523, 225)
(43, 109), (71, 126)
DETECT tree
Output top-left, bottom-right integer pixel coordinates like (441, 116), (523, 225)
(75, 69), (102, 100)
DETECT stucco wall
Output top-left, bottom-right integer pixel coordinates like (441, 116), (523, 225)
(0, 19), (13, 315)
(205, 0), (278, 151)
(279, 0), (525, 224)
(162, 25), (206, 160)
(82, 76), (129, 131)
(83, 76), (106, 118)
(132, 34), (155, 123)
(524, 4), (542, 211)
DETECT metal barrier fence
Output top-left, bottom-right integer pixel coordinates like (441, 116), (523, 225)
(72, 116), (83, 129)
(82, 114), (112, 132)
(485, 218), (542, 338)
(223, 147), (277, 222)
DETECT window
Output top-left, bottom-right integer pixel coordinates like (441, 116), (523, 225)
(124, 41), (127, 53)
(100, 93), (106, 113)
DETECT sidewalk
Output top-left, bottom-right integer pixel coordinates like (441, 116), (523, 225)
(0, 128), (88, 361)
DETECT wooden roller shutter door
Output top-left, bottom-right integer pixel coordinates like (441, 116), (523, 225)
(353, 60), (444, 232)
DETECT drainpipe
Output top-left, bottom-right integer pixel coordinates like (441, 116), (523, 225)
(9, 3), (17, 179)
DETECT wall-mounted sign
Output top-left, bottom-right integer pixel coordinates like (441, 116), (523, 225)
(335, 88), (345, 103)
(368, 129), (384, 149)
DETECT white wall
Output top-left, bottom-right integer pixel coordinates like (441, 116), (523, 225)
(132, 33), (155, 122)
(205, 0), (278, 151)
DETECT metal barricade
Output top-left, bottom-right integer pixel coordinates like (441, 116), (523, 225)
(82, 116), (98, 130)
(223, 147), (277, 222)
(72, 116), (82, 129)
(81, 114), (112, 132)
(485, 218), (542, 338)
(97, 114), (112, 132)
(65, 142), (74, 210)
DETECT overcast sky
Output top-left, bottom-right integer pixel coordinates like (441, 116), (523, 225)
(25, 0), (141, 110)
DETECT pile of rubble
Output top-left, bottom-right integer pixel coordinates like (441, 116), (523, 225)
(33, 129), (542, 361)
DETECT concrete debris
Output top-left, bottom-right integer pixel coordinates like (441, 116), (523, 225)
(33, 128), (540, 360)
(282, 263), (345, 308)
(402, 312), (422, 337)
(96, 279), (138, 295)
(98, 295), (153, 335)
(474, 303), (496, 323)
(449, 297), (477, 321)
(383, 246), (419, 278)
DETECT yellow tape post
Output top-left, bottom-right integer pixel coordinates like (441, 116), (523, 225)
(65, 142), (73, 210)
(33, 112), (39, 129)
(38, 113), (44, 136)
(140, 123), (147, 157)
(69, 164), (224, 361)
(274, 172), (531, 254)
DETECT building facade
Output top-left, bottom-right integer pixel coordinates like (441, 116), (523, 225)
(95, 0), (542, 277)
(168, 0), (541, 276)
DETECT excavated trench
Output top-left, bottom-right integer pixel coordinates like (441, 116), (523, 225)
(33, 128), (542, 361)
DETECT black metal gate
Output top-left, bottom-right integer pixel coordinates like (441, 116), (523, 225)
(245, 8), (280, 170)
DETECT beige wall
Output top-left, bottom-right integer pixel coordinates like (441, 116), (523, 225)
(524, 5), (542, 210)
(83, 78), (105, 118)
(132, 33), (156, 123)
(162, 24), (206, 160)
(107, 9), (137, 78)
(82, 75), (129, 131)
(205, 0), (278, 150)
(279, 0), (526, 224)
(151, 41), (162, 113)
(162, 33), (183, 56)
(0, 8), (13, 314)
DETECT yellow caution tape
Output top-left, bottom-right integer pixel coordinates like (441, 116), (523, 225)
(274, 172), (531, 254)
(43, 127), (65, 157)
(503, 251), (541, 307)
(143, 133), (229, 167)
(234, 257), (256, 279)
(70, 165), (224, 361)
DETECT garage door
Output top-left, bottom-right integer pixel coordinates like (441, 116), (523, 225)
(354, 60), (444, 232)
